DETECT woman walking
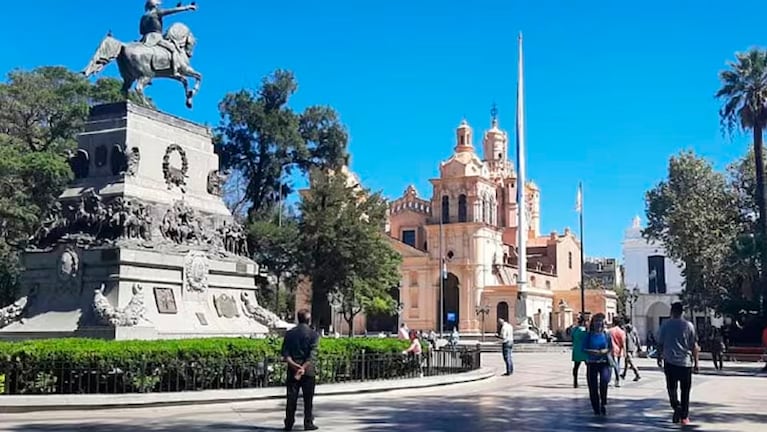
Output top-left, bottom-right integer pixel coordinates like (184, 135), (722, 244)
(583, 313), (613, 416)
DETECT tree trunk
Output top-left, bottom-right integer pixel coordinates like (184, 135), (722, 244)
(752, 125), (767, 318)
(346, 312), (355, 337)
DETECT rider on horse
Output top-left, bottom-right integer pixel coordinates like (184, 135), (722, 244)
(140, 0), (196, 74)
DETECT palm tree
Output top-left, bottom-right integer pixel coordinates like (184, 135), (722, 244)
(716, 48), (767, 317)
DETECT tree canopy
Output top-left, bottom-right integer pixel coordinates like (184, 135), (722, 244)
(644, 150), (747, 314)
(298, 168), (402, 334)
(0, 67), (130, 303)
(215, 70), (347, 219)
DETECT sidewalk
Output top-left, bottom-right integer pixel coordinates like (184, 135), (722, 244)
(0, 367), (494, 413)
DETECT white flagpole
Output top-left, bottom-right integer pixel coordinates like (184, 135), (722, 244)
(577, 182), (585, 315)
(516, 33), (528, 300)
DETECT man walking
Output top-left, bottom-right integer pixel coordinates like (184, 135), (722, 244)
(608, 318), (626, 387)
(621, 323), (641, 381)
(657, 302), (700, 426)
(497, 318), (514, 375)
(571, 314), (588, 388)
(281, 309), (320, 431)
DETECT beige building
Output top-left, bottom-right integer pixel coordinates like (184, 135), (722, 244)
(387, 116), (616, 335)
(296, 115), (616, 336)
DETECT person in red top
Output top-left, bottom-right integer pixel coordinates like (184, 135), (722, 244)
(608, 318), (626, 388)
(761, 323), (767, 372)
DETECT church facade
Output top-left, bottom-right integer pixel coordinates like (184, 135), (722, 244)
(387, 116), (617, 335)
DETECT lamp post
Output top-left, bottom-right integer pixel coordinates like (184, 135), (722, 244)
(475, 304), (491, 342)
(628, 286), (639, 325)
(393, 300), (405, 333)
(327, 292), (343, 335)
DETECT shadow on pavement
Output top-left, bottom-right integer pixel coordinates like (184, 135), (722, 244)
(5, 395), (767, 432)
(309, 394), (767, 432)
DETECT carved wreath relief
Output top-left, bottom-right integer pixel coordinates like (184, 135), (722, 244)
(163, 144), (189, 192)
(183, 250), (209, 293)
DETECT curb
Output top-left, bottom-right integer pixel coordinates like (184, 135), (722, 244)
(0, 367), (495, 413)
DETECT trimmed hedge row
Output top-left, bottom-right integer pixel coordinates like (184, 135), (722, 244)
(0, 337), (414, 395)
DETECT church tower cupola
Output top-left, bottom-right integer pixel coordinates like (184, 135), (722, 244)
(454, 119), (474, 153)
(483, 103), (510, 175)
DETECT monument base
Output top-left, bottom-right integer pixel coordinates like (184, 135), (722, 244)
(0, 245), (271, 341)
(513, 328), (540, 343)
(0, 102), (287, 341)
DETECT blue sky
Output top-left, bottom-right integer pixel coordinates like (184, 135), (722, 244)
(1, 1), (762, 259)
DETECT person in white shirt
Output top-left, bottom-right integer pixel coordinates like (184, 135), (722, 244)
(398, 323), (409, 340)
(498, 318), (515, 375)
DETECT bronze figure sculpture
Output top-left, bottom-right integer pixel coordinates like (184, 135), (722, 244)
(82, 1), (202, 108)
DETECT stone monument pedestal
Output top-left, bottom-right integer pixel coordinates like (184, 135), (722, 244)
(0, 102), (286, 341)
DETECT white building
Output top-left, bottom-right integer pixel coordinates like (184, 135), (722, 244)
(622, 216), (684, 343)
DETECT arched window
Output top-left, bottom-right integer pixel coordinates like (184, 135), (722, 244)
(441, 196), (450, 223)
(458, 194), (467, 222)
(568, 252), (573, 269)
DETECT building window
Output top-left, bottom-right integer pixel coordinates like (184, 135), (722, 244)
(458, 194), (467, 222)
(648, 255), (666, 294)
(568, 252), (573, 269)
(401, 230), (416, 248)
(545, 280), (551, 290)
(441, 196), (450, 223)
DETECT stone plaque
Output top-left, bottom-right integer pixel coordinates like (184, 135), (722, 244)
(195, 312), (208, 326)
(153, 287), (177, 314)
(213, 294), (239, 319)
(235, 262), (247, 274)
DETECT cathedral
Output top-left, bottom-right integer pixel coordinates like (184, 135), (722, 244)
(385, 114), (617, 336)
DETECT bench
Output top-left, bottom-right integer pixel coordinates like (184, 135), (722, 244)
(724, 346), (766, 363)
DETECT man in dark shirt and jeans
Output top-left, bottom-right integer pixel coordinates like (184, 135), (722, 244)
(657, 302), (700, 426)
(281, 309), (320, 431)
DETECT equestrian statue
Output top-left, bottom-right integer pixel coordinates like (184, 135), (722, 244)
(83, 0), (202, 108)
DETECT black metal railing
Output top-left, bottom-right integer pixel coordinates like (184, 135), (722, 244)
(0, 348), (481, 395)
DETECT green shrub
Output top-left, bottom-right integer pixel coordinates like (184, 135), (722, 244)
(0, 337), (412, 395)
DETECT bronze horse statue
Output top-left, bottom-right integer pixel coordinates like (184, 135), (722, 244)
(83, 23), (202, 108)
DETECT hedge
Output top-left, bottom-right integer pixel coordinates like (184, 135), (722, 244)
(0, 337), (416, 395)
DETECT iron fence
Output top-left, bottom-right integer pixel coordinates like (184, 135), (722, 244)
(0, 348), (481, 395)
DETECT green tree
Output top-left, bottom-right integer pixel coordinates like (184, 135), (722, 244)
(644, 151), (740, 314)
(722, 153), (764, 314)
(215, 70), (347, 220)
(248, 210), (301, 318)
(0, 67), (122, 303)
(716, 48), (767, 316)
(299, 169), (402, 335)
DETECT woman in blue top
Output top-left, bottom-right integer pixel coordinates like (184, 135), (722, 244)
(582, 313), (613, 415)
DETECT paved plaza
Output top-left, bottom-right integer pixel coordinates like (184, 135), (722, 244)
(1, 352), (764, 432)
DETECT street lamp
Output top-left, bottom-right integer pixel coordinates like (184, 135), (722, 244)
(628, 286), (639, 325)
(392, 299), (405, 332)
(327, 292), (343, 335)
(475, 304), (491, 342)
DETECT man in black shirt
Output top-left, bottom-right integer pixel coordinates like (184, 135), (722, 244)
(281, 309), (320, 431)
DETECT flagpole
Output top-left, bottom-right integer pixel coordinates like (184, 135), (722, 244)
(516, 32), (528, 307)
(579, 181), (585, 316)
(439, 204), (445, 338)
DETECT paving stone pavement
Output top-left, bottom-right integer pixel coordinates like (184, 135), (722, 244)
(1, 352), (764, 431)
